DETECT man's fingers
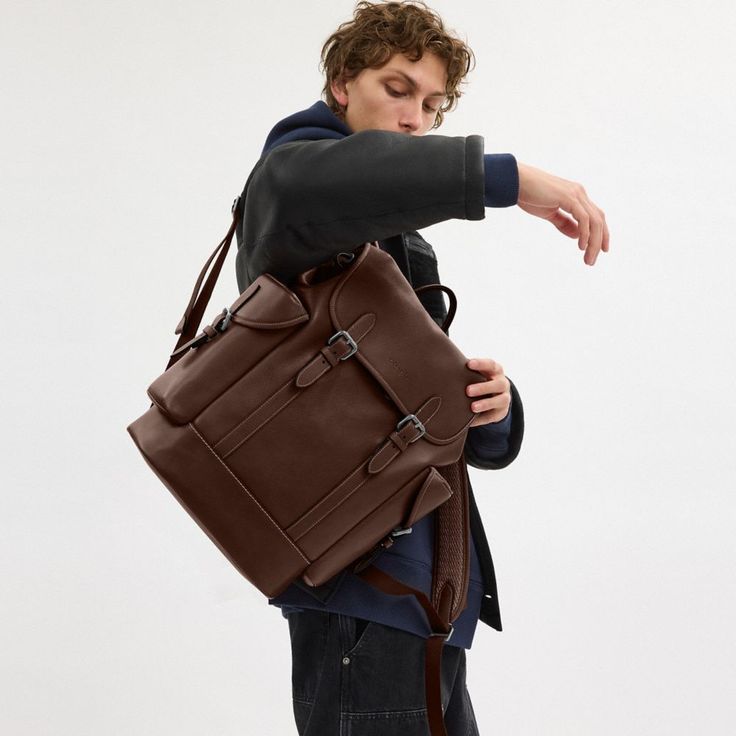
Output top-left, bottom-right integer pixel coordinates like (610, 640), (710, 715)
(550, 200), (608, 265)
(601, 209), (610, 253)
(467, 358), (502, 374)
(469, 392), (511, 417)
(466, 376), (508, 397)
(583, 203), (601, 265)
(517, 162), (609, 265)
(569, 198), (590, 254)
(465, 359), (511, 424)
(551, 210), (580, 239)
(566, 192), (609, 265)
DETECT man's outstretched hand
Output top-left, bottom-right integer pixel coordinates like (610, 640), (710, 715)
(517, 162), (610, 266)
(465, 358), (511, 428)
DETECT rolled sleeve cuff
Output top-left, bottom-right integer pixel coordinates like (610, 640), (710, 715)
(483, 153), (519, 207)
(466, 406), (512, 460)
(464, 378), (524, 471)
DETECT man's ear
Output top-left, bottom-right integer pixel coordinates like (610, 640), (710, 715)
(330, 75), (349, 108)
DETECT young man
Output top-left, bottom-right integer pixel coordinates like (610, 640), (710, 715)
(234, 2), (608, 733)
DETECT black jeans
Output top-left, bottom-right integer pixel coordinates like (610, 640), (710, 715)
(286, 609), (480, 735)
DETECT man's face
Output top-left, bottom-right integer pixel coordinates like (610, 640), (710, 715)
(330, 51), (448, 136)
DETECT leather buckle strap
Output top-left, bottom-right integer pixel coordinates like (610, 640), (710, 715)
(166, 196), (245, 371)
(367, 398), (441, 475)
(296, 315), (376, 388)
(326, 329), (358, 359)
(396, 413), (426, 443)
(168, 307), (233, 360)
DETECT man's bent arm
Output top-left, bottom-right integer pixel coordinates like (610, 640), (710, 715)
(237, 130), (517, 290)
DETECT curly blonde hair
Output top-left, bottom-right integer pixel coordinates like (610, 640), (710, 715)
(319, 1), (475, 130)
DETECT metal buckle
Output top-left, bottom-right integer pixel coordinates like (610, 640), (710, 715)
(430, 625), (454, 643)
(216, 307), (233, 332)
(327, 330), (358, 359)
(390, 526), (413, 537)
(231, 195), (241, 214)
(396, 414), (426, 442)
(336, 251), (356, 267)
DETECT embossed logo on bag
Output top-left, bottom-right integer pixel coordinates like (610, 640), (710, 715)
(388, 357), (408, 379)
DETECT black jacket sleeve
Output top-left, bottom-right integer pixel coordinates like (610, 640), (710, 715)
(463, 377), (524, 471)
(236, 129), (486, 292)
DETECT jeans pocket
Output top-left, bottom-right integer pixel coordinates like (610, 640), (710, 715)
(340, 614), (374, 657)
(339, 621), (431, 720)
(292, 698), (313, 736)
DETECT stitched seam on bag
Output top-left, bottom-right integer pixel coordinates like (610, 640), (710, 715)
(232, 315), (306, 328)
(187, 422), (309, 563)
(289, 461), (369, 540)
(315, 466), (429, 564)
(408, 469), (434, 522)
(215, 373), (296, 453)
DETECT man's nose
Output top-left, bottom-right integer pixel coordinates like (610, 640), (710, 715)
(399, 103), (423, 134)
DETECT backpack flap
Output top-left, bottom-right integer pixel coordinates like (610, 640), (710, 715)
(328, 243), (478, 449)
(147, 274), (309, 425)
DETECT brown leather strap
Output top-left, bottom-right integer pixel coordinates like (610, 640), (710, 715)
(413, 283), (457, 333)
(354, 565), (453, 736)
(425, 634), (448, 735)
(166, 214), (238, 371)
(353, 454), (471, 736)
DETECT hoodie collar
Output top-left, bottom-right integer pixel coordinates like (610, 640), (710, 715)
(261, 100), (353, 157)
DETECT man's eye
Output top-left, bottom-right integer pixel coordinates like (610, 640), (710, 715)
(386, 85), (437, 113)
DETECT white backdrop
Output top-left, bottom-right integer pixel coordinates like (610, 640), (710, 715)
(2, 1), (734, 734)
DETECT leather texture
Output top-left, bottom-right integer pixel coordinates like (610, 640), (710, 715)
(127, 212), (484, 736)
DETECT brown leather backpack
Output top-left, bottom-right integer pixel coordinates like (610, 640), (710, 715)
(127, 204), (482, 736)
